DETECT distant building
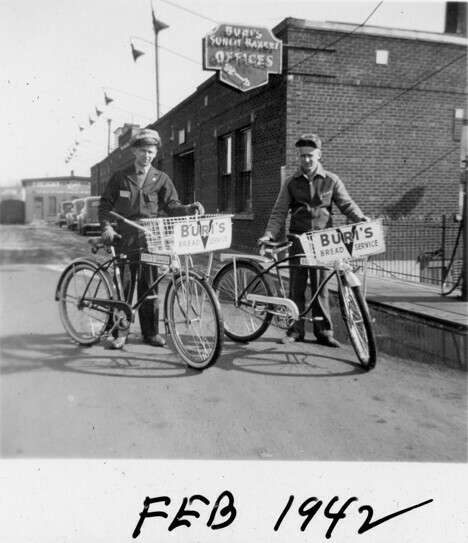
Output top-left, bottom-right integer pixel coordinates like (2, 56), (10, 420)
(0, 185), (23, 202)
(21, 172), (91, 223)
(0, 200), (25, 224)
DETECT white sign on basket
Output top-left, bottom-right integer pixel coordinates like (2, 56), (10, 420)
(173, 217), (232, 255)
(140, 252), (171, 266)
(303, 220), (386, 264)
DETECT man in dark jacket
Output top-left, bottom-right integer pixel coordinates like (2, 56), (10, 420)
(98, 128), (204, 350)
(259, 133), (369, 347)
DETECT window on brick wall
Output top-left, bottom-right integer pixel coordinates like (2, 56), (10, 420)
(48, 196), (57, 215)
(376, 50), (389, 65)
(236, 128), (252, 213)
(219, 134), (232, 212)
(453, 108), (464, 141)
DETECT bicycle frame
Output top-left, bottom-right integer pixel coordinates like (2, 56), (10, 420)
(76, 244), (205, 335)
(218, 249), (362, 325)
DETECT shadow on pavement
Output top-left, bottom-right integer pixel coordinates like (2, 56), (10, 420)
(215, 337), (368, 378)
(0, 332), (200, 379)
(1, 332), (370, 380)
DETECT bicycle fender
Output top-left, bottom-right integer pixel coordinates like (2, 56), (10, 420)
(212, 258), (267, 285)
(219, 253), (271, 265)
(343, 269), (361, 287)
(54, 257), (114, 301)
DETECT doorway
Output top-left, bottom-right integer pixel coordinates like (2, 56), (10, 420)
(34, 196), (44, 220)
(173, 151), (195, 205)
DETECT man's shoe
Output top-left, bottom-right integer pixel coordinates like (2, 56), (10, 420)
(278, 335), (304, 345)
(109, 337), (126, 350)
(316, 336), (341, 348)
(143, 334), (166, 347)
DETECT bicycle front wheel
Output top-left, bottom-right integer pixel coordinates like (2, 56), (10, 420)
(58, 261), (114, 345)
(212, 261), (274, 342)
(165, 272), (223, 370)
(338, 280), (376, 370)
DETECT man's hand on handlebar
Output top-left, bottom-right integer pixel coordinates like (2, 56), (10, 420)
(257, 235), (272, 256)
(187, 201), (205, 216)
(101, 226), (122, 246)
(257, 235), (272, 246)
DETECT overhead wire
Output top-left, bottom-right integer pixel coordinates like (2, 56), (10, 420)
(288, 1), (384, 72)
(326, 52), (467, 143)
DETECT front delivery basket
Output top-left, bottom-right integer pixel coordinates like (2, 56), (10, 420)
(139, 214), (233, 256)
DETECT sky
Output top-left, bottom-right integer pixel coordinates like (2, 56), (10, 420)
(0, 0), (452, 188)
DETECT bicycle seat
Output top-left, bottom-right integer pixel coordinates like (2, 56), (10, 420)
(261, 240), (291, 249)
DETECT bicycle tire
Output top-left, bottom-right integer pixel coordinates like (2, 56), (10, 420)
(165, 272), (223, 370)
(338, 280), (377, 370)
(212, 260), (275, 342)
(58, 261), (115, 345)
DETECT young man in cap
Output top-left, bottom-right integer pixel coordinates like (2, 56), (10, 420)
(259, 133), (369, 347)
(98, 128), (205, 350)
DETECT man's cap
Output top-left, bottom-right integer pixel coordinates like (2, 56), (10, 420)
(295, 133), (321, 149)
(130, 128), (161, 147)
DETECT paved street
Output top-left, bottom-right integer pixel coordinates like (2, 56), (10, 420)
(0, 224), (466, 461)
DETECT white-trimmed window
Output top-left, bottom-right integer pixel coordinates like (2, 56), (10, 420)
(219, 135), (232, 212)
(236, 128), (252, 213)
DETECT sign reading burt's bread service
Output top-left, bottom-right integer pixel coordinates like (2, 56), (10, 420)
(300, 220), (386, 265)
(203, 24), (282, 92)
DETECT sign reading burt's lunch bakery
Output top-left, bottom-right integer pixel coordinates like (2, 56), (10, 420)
(203, 24), (282, 92)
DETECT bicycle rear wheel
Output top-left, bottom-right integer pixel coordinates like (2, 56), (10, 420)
(213, 261), (275, 342)
(165, 272), (223, 370)
(338, 280), (376, 370)
(58, 261), (114, 345)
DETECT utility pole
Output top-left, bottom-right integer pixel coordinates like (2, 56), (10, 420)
(152, 10), (169, 120)
(107, 118), (112, 155)
(461, 118), (467, 301)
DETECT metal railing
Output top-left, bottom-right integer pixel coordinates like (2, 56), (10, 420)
(357, 214), (463, 288)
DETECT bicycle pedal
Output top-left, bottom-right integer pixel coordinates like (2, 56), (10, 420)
(145, 295), (159, 301)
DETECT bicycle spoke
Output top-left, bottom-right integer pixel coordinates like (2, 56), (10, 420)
(213, 261), (274, 342)
(59, 263), (114, 345)
(167, 273), (223, 369)
(339, 282), (376, 369)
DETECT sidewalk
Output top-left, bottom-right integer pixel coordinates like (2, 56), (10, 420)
(199, 250), (468, 371)
(358, 274), (467, 331)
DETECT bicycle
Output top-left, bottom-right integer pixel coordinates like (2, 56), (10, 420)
(212, 220), (386, 370)
(55, 211), (232, 370)
(441, 214), (464, 296)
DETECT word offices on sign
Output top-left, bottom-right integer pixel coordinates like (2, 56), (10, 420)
(205, 25), (282, 70)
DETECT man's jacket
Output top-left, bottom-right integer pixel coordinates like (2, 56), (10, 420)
(265, 163), (365, 239)
(98, 165), (187, 231)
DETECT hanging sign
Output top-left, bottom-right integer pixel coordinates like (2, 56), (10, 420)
(203, 24), (282, 92)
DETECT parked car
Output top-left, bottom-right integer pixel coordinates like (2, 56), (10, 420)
(66, 198), (85, 230)
(56, 200), (74, 227)
(77, 196), (101, 235)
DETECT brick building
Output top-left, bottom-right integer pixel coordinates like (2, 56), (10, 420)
(91, 18), (467, 251)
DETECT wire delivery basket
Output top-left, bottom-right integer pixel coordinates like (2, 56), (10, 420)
(139, 214), (233, 256)
(299, 219), (386, 266)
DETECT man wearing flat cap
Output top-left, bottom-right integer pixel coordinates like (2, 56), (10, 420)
(259, 133), (369, 347)
(98, 128), (205, 350)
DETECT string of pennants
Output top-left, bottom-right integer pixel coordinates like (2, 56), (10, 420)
(65, 91), (114, 164)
